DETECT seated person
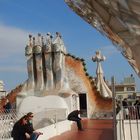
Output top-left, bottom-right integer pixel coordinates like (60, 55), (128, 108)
(67, 110), (83, 131)
(11, 115), (28, 140)
(25, 112), (43, 140)
(3, 98), (12, 113)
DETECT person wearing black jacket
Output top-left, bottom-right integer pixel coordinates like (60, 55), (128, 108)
(67, 110), (83, 131)
(122, 98), (129, 119)
(11, 115), (28, 140)
(134, 99), (140, 119)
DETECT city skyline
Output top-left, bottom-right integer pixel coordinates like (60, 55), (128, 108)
(0, 0), (140, 91)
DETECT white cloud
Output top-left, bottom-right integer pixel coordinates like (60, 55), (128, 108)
(0, 23), (29, 58)
(0, 23), (31, 73)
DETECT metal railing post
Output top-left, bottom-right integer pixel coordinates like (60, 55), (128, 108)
(112, 76), (117, 140)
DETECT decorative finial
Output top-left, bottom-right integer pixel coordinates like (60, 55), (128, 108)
(92, 50), (106, 62)
(29, 34), (32, 39)
(47, 32), (51, 36)
(29, 34), (32, 46)
(56, 32), (61, 38)
(47, 32), (53, 38)
(41, 36), (44, 46)
(33, 37), (35, 46)
(46, 32), (52, 48)
(37, 33), (42, 46)
(38, 33), (41, 37)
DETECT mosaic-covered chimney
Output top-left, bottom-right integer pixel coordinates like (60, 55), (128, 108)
(25, 32), (67, 94)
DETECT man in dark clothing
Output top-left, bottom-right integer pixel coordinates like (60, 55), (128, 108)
(116, 100), (121, 114)
(67, 110), (83, 131)
(122, 98), (129, 119)
(122, 98), (128, 108)
(134, 99), (140, 119)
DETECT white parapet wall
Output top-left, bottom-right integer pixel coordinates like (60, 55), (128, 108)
(116, 109), (140, 140)
(117, 120), (140, 140)
(37, 120), (71, 140)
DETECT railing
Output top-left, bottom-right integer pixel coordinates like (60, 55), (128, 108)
(0, 109), (23, 139)
(116, 105), (140, 140)
(0, 108), (68, 139)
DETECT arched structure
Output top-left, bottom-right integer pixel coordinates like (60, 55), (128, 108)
(65, 0), (140, 77)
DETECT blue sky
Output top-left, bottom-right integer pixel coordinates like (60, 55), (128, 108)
(0, 0), (140, 91)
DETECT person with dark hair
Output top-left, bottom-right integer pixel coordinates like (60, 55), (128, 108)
(134, 99), (140, 119)
(3, 98), (12, 113)
(67, 110), (83, 131)
(25, 112), (43, 140)
(116, 100), (121, 114)
(11, 115), (28, 140)
(122, 98), (129, 119)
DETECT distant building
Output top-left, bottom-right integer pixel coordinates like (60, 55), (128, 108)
(0, 80), (4, 91)
(0, 80), (6, 99)
(108, 74), (136, 100)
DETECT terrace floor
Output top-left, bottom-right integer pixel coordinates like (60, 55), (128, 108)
(49, 119), (114, 140)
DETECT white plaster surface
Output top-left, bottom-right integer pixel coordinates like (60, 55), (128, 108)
(18, 95), (69, 114)
(37, 120), (71, 140)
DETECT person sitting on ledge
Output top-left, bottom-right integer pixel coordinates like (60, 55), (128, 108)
(3, 98), (12, 113)
(25, 112), (43, 140)
(67, 110), (84, 131)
